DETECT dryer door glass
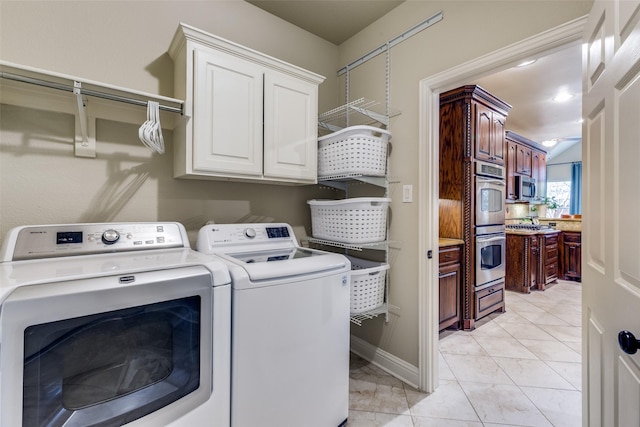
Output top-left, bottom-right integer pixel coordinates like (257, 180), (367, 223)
(22, 296), (201, 427)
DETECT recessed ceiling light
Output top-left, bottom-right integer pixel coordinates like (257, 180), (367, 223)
(552, 92), (573, 102)
(517, 59), (536, 67)
(542, 139), (559, 147)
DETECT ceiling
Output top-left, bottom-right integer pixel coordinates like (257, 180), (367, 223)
(246, 0), (582, 160)
(246, 0), (405, 45)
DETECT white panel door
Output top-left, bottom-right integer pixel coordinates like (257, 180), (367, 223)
(263, 72), (317, 182)
(582, 1), (640, 425)
(192, 48), (264, 176)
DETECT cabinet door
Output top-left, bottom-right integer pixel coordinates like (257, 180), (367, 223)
(515, 144), (532, 175)
(439, 262), (460, 330)
(475, 104), (493, 162)
(193, 49), (264, 176)
(506, 141), (517, 200)
(263, 73), (318, 182)
(561, 232), (581, 281)
(475, 104), (505, 165)
(491, 113), (506, 165)
(531, 150), (546, 198)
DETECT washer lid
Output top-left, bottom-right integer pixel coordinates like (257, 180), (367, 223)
(219, 249), (348, 282)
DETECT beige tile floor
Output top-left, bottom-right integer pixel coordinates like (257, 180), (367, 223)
(348, 280), (582, 427)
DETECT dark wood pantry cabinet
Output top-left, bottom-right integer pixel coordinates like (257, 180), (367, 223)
(439, 85), (511, 329)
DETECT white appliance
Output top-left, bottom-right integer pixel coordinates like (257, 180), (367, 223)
(196, 223), (350, 427)
(0, 222), (231, 427)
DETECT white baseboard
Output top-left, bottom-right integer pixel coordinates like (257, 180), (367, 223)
(350, 334), (420, 389)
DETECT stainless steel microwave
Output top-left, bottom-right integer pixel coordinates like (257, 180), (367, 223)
(515, 176), (536, 201)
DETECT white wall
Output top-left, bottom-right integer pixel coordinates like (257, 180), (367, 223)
(338, 0), (592, 366)
(0, 0), (340, 244)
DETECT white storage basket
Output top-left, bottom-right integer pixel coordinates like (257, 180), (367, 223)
(347, 256), (389, 314)
(307, 197), (391, 244)
(317, 125), (391, 177)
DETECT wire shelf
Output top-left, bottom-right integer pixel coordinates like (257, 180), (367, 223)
(350, 304), (388, 326)
(318, 98), (400, 132)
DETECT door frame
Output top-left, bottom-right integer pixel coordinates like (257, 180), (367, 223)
(417, 15), (588, 392)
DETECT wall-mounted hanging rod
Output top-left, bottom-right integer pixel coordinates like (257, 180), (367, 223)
(0, 71), (183, 114)
(337, 11), (443, 76)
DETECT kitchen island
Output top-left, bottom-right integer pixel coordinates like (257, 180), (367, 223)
(505, 228), (561, 293)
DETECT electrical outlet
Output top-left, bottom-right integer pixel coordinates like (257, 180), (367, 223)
(402, 184), (413, 203)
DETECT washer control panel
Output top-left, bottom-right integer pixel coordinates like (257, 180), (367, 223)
(196, 223), (297, 253)
(3, 222), (188, 261)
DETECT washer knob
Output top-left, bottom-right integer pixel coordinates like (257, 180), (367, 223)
(244, 228), (256, 238)
(102, 229), (120, 245)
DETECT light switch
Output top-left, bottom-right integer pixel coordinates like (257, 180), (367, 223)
(402, 184), (413, 203)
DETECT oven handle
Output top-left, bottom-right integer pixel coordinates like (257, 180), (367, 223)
(476, 235), (506, 243)
(476, 177), (506, 186)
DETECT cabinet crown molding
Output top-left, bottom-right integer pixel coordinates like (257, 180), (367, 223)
(440, 84), (512, 116)
(168, 23), (325, 85)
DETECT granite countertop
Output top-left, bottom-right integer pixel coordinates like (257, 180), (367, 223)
(439, 238), (465, 247)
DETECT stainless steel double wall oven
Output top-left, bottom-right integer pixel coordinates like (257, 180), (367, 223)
(474, 161), (506, 290)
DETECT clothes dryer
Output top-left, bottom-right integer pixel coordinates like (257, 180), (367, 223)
(0, 222), (231, 427)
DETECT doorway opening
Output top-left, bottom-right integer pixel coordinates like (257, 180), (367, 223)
(417, 16), (587, 393)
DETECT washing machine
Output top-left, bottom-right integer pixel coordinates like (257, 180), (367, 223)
(0, 222), (231, 427)
(196, 223), (350, 427)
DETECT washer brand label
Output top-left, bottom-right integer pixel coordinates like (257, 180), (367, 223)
(119, 275), (135, 284)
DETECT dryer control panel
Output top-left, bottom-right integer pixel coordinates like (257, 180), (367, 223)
(1, 222), (189, 261)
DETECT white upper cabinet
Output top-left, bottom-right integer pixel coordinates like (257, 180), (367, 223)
(169, 23), (324, 184)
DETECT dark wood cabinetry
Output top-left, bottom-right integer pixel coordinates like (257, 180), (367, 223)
(506, 230), (561, 292)
(506, 141), (517, 200)
(439, 85), (511, 329)
(475, 103), (507, 165)
(538, 232), (560, 290)
(439, 245), (462, 331)
(515, 144), (532, 175)
(505, 131), (547, 201)
(560, 231), (582, 281)
(531, 150), (547, 199)
(506, 234), (538, 293)
(475, 281), (505, 319)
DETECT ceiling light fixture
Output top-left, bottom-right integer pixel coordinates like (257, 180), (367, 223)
(552, 92), (573, 102)
(517, 59), (536, 67)
(542, 139), (559, 147)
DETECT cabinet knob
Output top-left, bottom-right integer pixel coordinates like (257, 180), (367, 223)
(618, 330), (640, 354)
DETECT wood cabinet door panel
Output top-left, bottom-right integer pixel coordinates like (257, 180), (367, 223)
(439, 263), (460, 330)
(492, 114), (506, 164)
(506, 141), (517, 200)
(532, 150), (547, 198)
(475, 105), (493, 162)
(515, 144), (532, 175)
